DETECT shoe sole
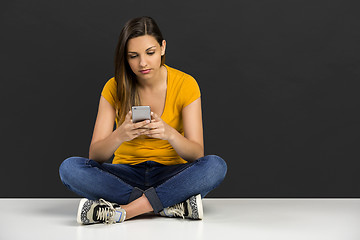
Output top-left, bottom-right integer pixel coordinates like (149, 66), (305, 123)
(77, 198), (88, 224)
(196, 194), (203, 220)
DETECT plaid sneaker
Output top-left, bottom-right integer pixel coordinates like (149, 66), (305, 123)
(160, 194), (203, 220)
(77, 198), (126, 224)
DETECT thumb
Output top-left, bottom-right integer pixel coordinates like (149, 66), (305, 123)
(151, 112), (160, 121)
(126, 111), (132, 122)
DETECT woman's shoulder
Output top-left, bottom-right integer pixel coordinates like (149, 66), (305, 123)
(165, 65), (195, 81)
(102, 77), (117, 93)
(101, 77), (117, 108)
(165, 65), (200, 96)
(104, 77), (116, 86)
(165, 65), (199, 92)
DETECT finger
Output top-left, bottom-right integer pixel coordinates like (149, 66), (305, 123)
(126, 111), (132, 122)
(146, 128), (162, 136)
(150, 112), (155, 120)
(133, 119), (151, 129)
(151, 111), (157, 119)
(151, 112), (162, 121)
(130, 127), (142, 136)
(135, 128), (149, 135)
(146, 121), (161, 130)
(146, 132), (161, 139)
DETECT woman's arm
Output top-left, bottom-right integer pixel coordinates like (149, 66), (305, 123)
(89, 96), (150, 163)
(145, 97), (204, 162)
(169, 97), (204, 162)
(89, 96), (124, 163)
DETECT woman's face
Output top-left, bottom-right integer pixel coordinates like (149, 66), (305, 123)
(126, 35), (166, 81)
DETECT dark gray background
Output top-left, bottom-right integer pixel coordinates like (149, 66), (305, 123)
(1, 0), (360, 198)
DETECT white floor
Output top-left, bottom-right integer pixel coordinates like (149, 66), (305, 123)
(1, 198), (360, 240)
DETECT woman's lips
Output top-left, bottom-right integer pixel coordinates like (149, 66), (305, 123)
(140, 69), (151, 74)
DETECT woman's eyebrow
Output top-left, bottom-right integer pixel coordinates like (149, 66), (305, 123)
(146, 46), (156, 51)
(128, 46), (156, 54)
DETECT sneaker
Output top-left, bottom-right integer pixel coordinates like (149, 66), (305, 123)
(160, 194), (203, 220)
(77, 198), (126, 224)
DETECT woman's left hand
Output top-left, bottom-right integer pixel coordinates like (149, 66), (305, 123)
(142, 112), (175, 141)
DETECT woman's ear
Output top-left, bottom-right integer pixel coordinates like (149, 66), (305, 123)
(161, 40), (166, 56)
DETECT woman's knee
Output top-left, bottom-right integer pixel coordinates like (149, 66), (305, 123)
(200, 155), (227, 182)
(59, 156), (88, 183)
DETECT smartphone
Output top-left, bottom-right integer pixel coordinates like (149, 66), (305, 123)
(132, 106), (151, 123)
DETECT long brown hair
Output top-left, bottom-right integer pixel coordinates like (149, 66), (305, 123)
(114, 16), (165, 126)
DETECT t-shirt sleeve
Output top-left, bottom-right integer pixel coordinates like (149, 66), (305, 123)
(181, 75), (201, 109)
(101, 77), (117, 109)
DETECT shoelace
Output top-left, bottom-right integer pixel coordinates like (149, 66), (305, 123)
(167, 202), (185, 219)
(96, 198), (116, 224)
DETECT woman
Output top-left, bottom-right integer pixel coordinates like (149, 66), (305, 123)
(59, 16), (227, 224)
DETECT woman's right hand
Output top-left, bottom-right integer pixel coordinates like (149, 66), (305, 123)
(115, 111), (150, 142)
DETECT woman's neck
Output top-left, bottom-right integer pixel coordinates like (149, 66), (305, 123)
(137, 65), (167, 91)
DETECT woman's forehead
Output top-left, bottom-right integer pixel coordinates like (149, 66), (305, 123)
(127, 35), (159, 52)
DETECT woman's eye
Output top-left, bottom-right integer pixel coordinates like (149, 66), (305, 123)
(129, 55), (137, 59)
(147, 52), (155, 55)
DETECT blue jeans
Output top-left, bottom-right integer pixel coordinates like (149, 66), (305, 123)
(59, 155), (227, 213)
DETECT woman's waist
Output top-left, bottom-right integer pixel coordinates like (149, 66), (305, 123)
(112, 153), (187, 165)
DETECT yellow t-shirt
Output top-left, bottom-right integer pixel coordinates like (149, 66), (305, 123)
(101, 65), (201, 165)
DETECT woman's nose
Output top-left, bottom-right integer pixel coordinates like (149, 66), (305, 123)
(139, 56), (147, 67)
